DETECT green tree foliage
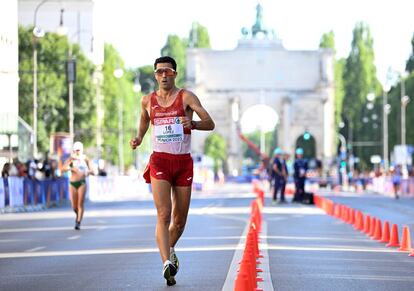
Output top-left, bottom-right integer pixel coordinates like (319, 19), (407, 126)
(189, 22), (211, 48)
(342, 22), (382, 168)
(319, 31), (345, 129)
(160, 22), (211, 88)
(101, 44), (140, 168)
(161, 35), (187, 87)
(204, 133), (227, 174)
(387, 74), (414, 151)
(18, 26), (96, 154)
(406, 33), (414, 73)
(319, 31), (335, 50)
(135, 65), (156, 94)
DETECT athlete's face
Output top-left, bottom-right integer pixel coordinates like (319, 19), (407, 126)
(154, 63), (176, 90)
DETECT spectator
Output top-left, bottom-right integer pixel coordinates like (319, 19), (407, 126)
(2, 163), (10, 179)
(293, 147), (307, 202)
(391, 165), (402, 199)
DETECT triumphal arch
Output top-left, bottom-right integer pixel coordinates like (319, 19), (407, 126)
(186, 4), (335, 174)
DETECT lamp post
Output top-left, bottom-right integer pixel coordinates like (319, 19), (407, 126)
(383, 86), (391, 172)
(400, 74), (410, 146)
(32, 1), (68, 156)
(114, 67), (124, 175)
(32, 0), (50, 157)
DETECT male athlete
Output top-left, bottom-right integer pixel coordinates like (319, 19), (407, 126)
(130, 56), (215, 286)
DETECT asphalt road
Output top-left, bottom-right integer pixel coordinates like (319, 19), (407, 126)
(0, 183), (413, 291)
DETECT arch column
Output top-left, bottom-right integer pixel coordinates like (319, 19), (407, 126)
(281, 97), (291, 151)
(228, 97), (242, 175)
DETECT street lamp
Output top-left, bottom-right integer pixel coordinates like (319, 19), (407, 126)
(32, 0), (50, 158)
(32, 1), (68, 156)
(399, 73), (410, 146)
(383, 85), (391, 172)
(114, 67), (124, 175)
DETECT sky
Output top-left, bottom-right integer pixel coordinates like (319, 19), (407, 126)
(99, 0), (414, 86)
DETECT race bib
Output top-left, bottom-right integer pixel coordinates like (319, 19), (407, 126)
(154, 117), (184, 143)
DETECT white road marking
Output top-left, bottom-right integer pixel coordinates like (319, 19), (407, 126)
(67, 235), (80, 240)
(0, 206), (323, 222)
(264, 244), (400, 253)
(0, 245), (239, 259)
(258, 222), (275, 291)
(221, 221), (274, 291)
(0, 223), (153, 234)
(24, 246), (45, 252)
(221, 221), (249, 291)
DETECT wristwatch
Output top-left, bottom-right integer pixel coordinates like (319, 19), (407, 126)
(191, 120), (196, 130)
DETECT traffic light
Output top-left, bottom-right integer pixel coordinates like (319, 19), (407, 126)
(303, 131), (311, 140)
(340, 160), (347, 168)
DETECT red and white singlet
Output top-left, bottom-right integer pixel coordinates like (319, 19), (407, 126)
(150, 89), (191, 154)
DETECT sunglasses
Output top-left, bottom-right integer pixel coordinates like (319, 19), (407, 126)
(154, 67), (176, 77)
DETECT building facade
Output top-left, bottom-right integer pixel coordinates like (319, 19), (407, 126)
(0, 0), (19, 165)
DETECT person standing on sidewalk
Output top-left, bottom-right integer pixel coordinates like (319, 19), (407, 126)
(130, 56), (215, 286)
(272, 148), (287, 204)
(391, 164), (402, 199)
(293, 147), (307, 202)
(62, 141), (92, 230)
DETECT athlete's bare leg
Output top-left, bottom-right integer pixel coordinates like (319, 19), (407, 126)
(77, 184), (86, 222)
(169, 186), (192, 247)
(151, 177), (173, 262)
(69, 186), (78, 220)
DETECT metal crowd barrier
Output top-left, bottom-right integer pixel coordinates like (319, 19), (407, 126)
(371, 176), (414, 196)
(1, 175), (152, 209)
(1, 176), (70, 209)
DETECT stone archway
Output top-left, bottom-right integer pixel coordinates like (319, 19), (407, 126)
(185, 3), (335, 175)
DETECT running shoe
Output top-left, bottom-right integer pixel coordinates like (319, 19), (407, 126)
(74, 221), (81, 230)
(170, 251), (180, 273)
(166, 276), (176, 286)
(163, 261), (177, 286)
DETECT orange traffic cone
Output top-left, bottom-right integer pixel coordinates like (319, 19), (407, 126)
(334, 204), (340, 218)
(234, 271), (251, 291)
(386, 224), (400, 247)
(380, 221), (390, 243)
(356, 211), (364, 231)
(348, 208), (355, 225)
(369, 218), (377, 238)
(363, 215), (371, 234)
(373, 219), (382, 241)
(398, 226), (412, 252)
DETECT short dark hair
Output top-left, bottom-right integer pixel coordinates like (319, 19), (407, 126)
(154, 56), (177, 71)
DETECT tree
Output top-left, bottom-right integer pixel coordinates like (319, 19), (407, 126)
(188, 22), (211, 48)
(161, 35), (187, 87)
(342, 22), (382, 168)
(101, 44), (139, 168)
(135, 65), (156, 94)
(18, 26), (96, 154)
(319, 31), (345, 129)
(160, 22), (212, 87)
(406, 33), (414, 73)
(204, 133), (227, 175)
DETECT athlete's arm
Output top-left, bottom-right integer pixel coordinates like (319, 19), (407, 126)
(61, 157), (73, 172)
(183, 90), (215, 131)
(130, 95), (151, 149)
